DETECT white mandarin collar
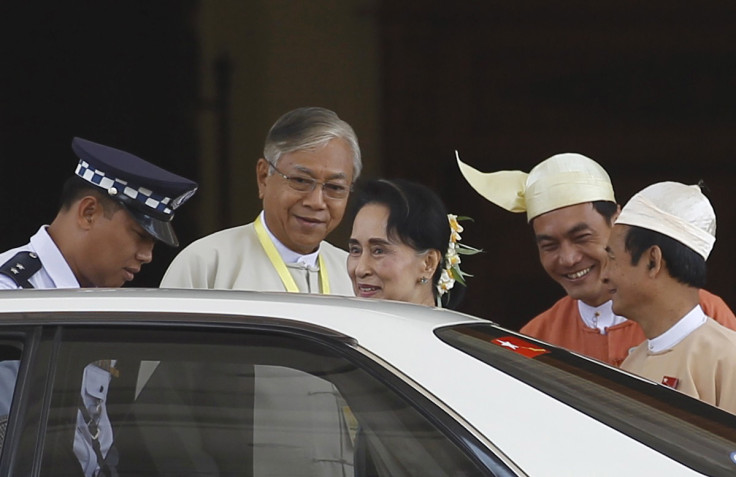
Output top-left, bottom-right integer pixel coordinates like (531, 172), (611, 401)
(30, 226), (80, 288)
(577, 299), (627, 333)
(259, 211), (319, 267)
(648, 305), (707, 353)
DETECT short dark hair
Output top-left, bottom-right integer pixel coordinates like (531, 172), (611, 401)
(350, 179), (466, 309)
(59, 175), (122, 218)
(592, 200), (618, 225)
(530, 200), (618, 228)
(624, 226), (706, 288)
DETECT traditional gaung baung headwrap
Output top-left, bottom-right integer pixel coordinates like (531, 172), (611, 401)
(615, 181), (716, 260)
(455, 151), (616, 222)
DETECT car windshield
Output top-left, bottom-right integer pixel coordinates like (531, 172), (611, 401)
(436, 323), (736, 477)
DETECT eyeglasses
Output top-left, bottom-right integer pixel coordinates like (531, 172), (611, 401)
(268, 162), (352, 200)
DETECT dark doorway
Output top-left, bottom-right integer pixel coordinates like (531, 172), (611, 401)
(0, 1), (200, 287)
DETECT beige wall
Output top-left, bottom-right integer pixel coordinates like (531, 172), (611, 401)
(195, 0), (381, 237)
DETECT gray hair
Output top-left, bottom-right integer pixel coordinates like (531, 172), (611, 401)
(263, 107), (362, 180)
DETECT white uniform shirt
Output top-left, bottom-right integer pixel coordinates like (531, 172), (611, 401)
(0, 226), (79, 289)
(0, 226), (105, 476)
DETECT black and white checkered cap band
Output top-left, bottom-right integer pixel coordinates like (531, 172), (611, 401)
(75, 160), (174, 216)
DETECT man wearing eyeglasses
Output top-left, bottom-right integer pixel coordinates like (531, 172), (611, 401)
(160, 107), (360, 477)
(161, 106), (360, 294)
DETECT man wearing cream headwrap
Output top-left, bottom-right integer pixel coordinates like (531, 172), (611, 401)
(457, 152), (736, 367)
(601, 182), (736, 413)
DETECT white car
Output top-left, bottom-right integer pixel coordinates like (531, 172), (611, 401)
(0, 288), (733, 476)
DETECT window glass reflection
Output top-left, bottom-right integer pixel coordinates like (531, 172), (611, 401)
(42, 328), (487, 477)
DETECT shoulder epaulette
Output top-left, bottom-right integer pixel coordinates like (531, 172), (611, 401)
(0, 252), (42, 289)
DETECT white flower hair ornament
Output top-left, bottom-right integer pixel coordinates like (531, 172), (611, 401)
(436, 214), (483, 307)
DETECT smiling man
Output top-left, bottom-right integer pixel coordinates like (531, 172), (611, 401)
(160, 107), (361, 477)
(161, 107), (360, 294)
(457, 152), (736, 366)
(603, 182), (736, 413)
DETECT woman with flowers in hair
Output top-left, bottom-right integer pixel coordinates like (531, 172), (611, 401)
(347, 178), (479, 309)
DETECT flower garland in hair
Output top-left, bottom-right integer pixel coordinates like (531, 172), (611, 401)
(437, 214), (483, 306)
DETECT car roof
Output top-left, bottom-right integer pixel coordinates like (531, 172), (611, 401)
(0, 288), (729, 476)
(0, 287), (482, 326)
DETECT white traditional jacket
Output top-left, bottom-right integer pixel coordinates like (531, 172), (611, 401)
(161, 218), (354, 296)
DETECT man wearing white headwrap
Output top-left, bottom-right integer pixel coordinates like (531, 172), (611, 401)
(457, 152), (736, 366)
(602, 182), (736, 414)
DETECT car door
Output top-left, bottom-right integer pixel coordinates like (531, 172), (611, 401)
(2, 316), (514, 477)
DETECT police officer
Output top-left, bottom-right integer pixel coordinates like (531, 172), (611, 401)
(0, 137), (197, 289)
(0, 137), (197, 476)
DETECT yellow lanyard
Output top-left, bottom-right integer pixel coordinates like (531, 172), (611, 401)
(254, 215), (330, 294)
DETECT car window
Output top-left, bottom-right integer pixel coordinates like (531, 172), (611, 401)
(39, 326), (497, 477)
(436, 323), (736, 476)
(0, 341), (23, 455)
